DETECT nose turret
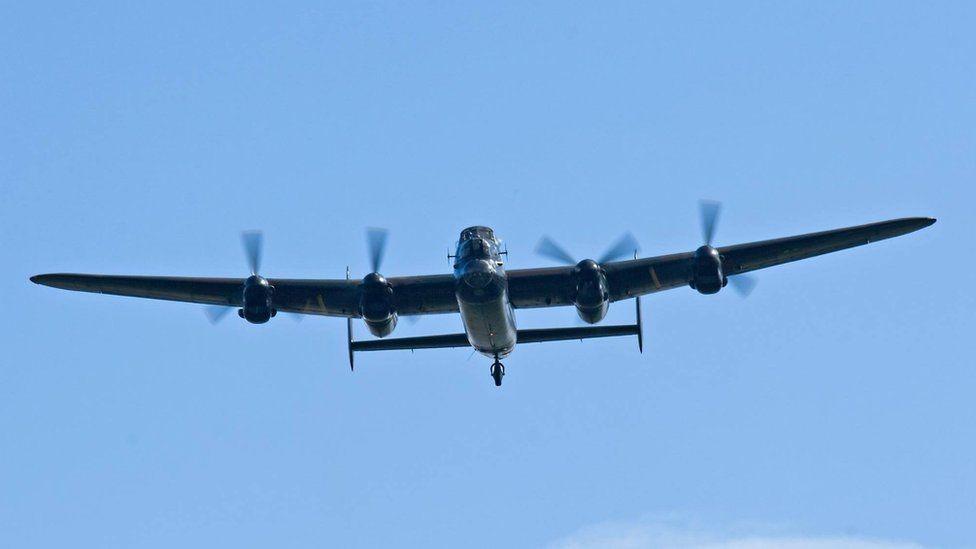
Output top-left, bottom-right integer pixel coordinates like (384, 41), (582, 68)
(456, 258), (503, 303)
(462, 259), (496, 289)
(454, 226), (505, 302)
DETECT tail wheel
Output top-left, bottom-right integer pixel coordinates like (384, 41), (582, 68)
(490, 362), (505, 386)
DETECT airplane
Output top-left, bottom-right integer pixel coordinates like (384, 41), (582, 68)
(30, 202), (935, 386)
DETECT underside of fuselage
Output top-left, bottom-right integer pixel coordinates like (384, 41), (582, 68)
(453, 226), (517, 358)
(458, 296), (517, 357)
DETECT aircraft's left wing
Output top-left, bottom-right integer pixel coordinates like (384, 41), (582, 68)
(29, 273), (459, 318)
(508, 216), (935, 307)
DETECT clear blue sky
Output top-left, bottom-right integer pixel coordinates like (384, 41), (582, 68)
(1, 2), (972, 548)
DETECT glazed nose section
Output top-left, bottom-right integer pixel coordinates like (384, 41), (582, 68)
(462, 259), (495, 289)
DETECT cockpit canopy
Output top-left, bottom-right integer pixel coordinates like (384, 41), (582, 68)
(459, 226), (495, 242)
(455, 226), (501, 264)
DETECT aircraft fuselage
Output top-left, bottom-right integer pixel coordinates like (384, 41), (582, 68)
(452, 226), (516, 358)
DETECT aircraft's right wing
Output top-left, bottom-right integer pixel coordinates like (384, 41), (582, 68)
(29, 273), (459, 318)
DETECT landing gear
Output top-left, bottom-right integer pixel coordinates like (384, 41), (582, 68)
(490, 360), (505, 387)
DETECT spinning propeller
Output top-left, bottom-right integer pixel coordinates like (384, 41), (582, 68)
(698, 200), (757, 297)
(204, 303), (236, 324)
(364, 227), (421, 325)
(366, 227), (388, 274)
(242, 229), (263, 276)
(535, 232), (641, 266)
(535, 232), (640, 324)
(205, 231), (300, 323)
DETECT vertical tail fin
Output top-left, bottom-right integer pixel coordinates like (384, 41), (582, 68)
(347, 317), (355, 371)
(346, 265), (355, 371)
(635, 297), (643, 353)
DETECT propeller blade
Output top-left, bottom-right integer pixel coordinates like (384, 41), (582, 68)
(699, 200), (722, 246)
(728, 274), (758, 298)
(204, 305), (234, 324)
(366, 227), (388, 273)
(598, 232), (641, 264)
(535, 236), (577, 265)
(241, 230), (263, 275)
(404, 315), (421, 325)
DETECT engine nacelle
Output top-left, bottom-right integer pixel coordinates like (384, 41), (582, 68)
(574, 259), (610, 324)
(689, 245), (727, 295)
(239, 274), (276, 323)
(360, 272), (398, 337)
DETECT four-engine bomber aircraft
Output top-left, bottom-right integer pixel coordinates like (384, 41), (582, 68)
(31, 203), (935, 386)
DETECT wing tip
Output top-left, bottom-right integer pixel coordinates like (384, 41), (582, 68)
(30, 274), (70, 287)
(895, 217), (936, 234)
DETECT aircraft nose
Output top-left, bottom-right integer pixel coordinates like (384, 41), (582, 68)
(464, 270), (492, 289)
(462, 260), (495, 289)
